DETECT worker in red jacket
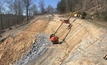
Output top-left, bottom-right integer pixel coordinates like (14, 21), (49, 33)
(50, 34), (59, 44)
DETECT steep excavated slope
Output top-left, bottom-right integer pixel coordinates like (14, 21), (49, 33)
(0, 15), (107, 65)
(0, 17), (50, 65)
(29, 16), (107, 65)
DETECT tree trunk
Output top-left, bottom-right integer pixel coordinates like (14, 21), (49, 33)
(7, 17), (10, 28)
(0, 14), (3, 30)
(26, 0), (29, 21)
(26, 7), (28, 21)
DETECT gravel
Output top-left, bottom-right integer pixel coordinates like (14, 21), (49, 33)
(14, 34), (51, 65)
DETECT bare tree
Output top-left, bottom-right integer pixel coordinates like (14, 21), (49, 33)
(6, 0), (24, 26)
(65, 0), (69, 12)
(39, 0), (45, 14)
(47, 5), (54, 14)
(13, 0), (23, 15)
(13, 0), (24, 23)
(0, 1), (5, 13)
(6, 0), (15, 14)
(0, 0), (5, 30)
(29, 4), (38, 16)
(23, 0), (32, 21)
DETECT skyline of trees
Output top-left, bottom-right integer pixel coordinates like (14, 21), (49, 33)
(0, 0), (57, 31)
(0, 0), (57, 15)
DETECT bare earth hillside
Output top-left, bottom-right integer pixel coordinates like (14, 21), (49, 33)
(0, 16), (50, 65)
(29, 16), (107, 65)
(0, 15), (107, 65)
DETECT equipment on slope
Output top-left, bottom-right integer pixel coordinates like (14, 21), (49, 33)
(50, 18), (76, 44)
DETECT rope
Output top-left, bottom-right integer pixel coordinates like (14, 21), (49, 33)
(60, 19), (77, 44)
(53, 22), (63, 34)
(60, 27), (72, 44)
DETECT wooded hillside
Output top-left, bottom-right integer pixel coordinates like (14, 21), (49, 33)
(57, 0), (107, 14)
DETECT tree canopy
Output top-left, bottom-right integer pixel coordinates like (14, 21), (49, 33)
(57, 0), (72, 13)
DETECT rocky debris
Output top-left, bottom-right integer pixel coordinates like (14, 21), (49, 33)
(14, 34), (51, 65)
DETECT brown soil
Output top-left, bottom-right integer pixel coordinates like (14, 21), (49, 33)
(0, 15), (107, 65)
(0, 18), (49, 65)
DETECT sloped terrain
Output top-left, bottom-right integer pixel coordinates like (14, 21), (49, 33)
(0, 16), (51, 65)
(0, 15), (107, 65)
(24, 15), (107, 65)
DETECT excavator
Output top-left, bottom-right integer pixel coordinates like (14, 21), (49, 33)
(50, 13), (76, 44)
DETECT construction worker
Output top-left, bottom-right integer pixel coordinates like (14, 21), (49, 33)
(50, 34), (59, 44)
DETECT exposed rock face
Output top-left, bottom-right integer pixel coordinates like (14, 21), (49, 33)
(15, 34), (51, 65)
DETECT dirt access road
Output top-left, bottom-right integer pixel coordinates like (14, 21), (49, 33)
(0, 15), (52, 65)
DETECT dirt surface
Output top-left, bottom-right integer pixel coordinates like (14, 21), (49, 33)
(0, 16), (51, 65)
(0, 15), (107, 65)
(27, 15), (107, 65)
